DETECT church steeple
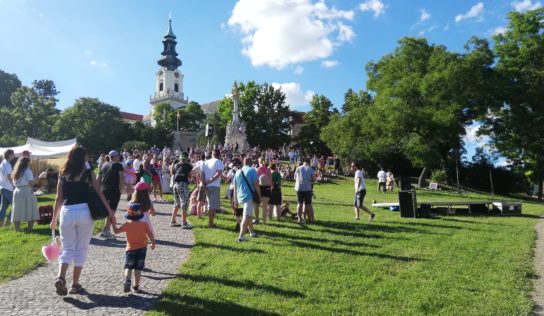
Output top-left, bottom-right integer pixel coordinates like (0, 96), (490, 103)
(158, 19), (182, 71)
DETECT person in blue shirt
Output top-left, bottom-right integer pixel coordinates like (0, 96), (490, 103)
(232, 157), (260, 242)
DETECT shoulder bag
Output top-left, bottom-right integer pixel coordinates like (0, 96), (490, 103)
(86, 170), (109, 220)
(241, 170), (260, 204)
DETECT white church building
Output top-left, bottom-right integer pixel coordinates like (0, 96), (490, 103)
(145, 19), (189, 126)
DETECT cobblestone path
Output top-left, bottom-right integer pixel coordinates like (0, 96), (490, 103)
(0, 199), (194, 316)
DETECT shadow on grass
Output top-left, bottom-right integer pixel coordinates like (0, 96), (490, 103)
(179, 273), (305, 298)
(437, 217), (514, 226)
(257, 229), (380, 249)
(286, 239), (425, 262)
(312, 220), (449, 236)
(154, 293), (281, 316)
(197, 242), (267, 254)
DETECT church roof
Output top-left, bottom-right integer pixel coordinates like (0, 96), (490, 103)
(120, 111), (143, 121)
(165, 19), (176, 39)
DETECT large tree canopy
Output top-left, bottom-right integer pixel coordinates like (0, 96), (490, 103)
(0, 69), (22, 108)
(482, 8), (544, 198)
(212, 81), (291, 149)
(323, 37), (494, 185)
(54, 97), (131, 153)
(295, 94), (336, 156)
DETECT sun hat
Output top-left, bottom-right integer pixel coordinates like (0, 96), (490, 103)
(135, 181), (149, 191)
(125, 202), (144, 220)
(108, 150), (119, 157)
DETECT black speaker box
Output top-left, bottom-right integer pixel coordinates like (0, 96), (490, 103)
(399, 190), (418, 218)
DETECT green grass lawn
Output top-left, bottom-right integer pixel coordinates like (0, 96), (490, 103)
(0, 179), (542, 315)
(0, 194), (56, 282)
(149, 179), (543, 315)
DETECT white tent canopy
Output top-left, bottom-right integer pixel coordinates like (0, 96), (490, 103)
(0, 137), (77, 158)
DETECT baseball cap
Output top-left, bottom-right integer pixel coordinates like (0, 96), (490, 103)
(22, 150), (31, 157)
(180, 152), (189, 159)
(108, 150), (119, 157)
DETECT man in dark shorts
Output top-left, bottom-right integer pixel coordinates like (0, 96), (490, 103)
(294, 158), (316, 223)
(351, 162), (375, 221)
(171, 152), (193, 229)
(98, 150), (124, 239)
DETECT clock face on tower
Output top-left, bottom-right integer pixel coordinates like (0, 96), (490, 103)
(175, 72), (179, 78)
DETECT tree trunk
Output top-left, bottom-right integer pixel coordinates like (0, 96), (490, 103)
(418, 167), (429, 188)
(538, 172), (543, 200)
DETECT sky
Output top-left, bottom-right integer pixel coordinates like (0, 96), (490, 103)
(0, 0), (539, 162)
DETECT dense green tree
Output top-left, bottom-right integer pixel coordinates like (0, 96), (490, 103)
(0, 86), (59, 140)
(152, 102), (173, 127)
(294, 95), (336, 155)
(32, 79), (60, 104)
(179, 101), (206, 131)
(0, 69), (21, 108)
(482, 8), (544, 198)
(363, 37), (494, 186)
(54, 97), (131, 153)
(321, 89), (374, 161)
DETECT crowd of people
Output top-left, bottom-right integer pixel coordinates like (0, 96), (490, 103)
(0, 143), (390, 295)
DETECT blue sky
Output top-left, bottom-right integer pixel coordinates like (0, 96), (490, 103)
(0, 0), (539, 162)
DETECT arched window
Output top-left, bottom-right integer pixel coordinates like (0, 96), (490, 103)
(174, 83), (179, 92)
(159, 82), (164, 91)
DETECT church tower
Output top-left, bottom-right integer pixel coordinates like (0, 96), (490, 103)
(149, 18), (188, 126)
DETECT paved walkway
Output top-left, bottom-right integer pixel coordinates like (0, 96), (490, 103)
(0, 199), (194, 316)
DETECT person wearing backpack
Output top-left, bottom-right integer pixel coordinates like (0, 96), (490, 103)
(171, 152), (193, 229)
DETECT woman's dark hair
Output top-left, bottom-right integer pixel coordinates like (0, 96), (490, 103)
(270, 163), (277, 170)
(13, 157), (30, 180)
(60, 145), (87, 181)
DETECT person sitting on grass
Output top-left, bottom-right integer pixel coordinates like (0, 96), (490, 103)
(280, 200), (297, 219)
(112, 202), (156, 294)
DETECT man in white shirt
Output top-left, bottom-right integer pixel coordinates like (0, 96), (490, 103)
(352, 162), (375, 221)
(201, 149), (224, 228)
(0, 149), (15, 228)
(377, 168), (387, 193)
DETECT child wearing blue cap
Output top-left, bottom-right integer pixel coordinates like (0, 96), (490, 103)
(112, 202), (156, 293)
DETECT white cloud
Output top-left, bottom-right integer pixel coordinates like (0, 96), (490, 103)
(321, 60), (339, 68)
(359, 0), (386, 17)
(464, 122), (490, 147)
(272, 82), (315, 108)
(337, 23), (355, 43)
(420, 9), (430, 22)
(89, 60), (97, 66)
(492, 26), (507, 35)
(294, 65), (304, 75)
(455, 2), (484, 23)
(418, 25), (437, 36)
(228, 0), (355, 69)
(444, 24), (450, 31)
(512, 0), (542, 12)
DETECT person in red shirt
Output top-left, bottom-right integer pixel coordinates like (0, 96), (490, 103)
(112, 202), (156, 293)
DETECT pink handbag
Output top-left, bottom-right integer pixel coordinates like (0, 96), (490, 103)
(42, 230), (61, 262)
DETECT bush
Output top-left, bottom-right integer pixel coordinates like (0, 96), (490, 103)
(430, 169), (447, 183)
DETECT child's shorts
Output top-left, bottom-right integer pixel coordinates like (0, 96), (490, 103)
(235, 208), (243, 217)
(125, 247), (147, 271)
